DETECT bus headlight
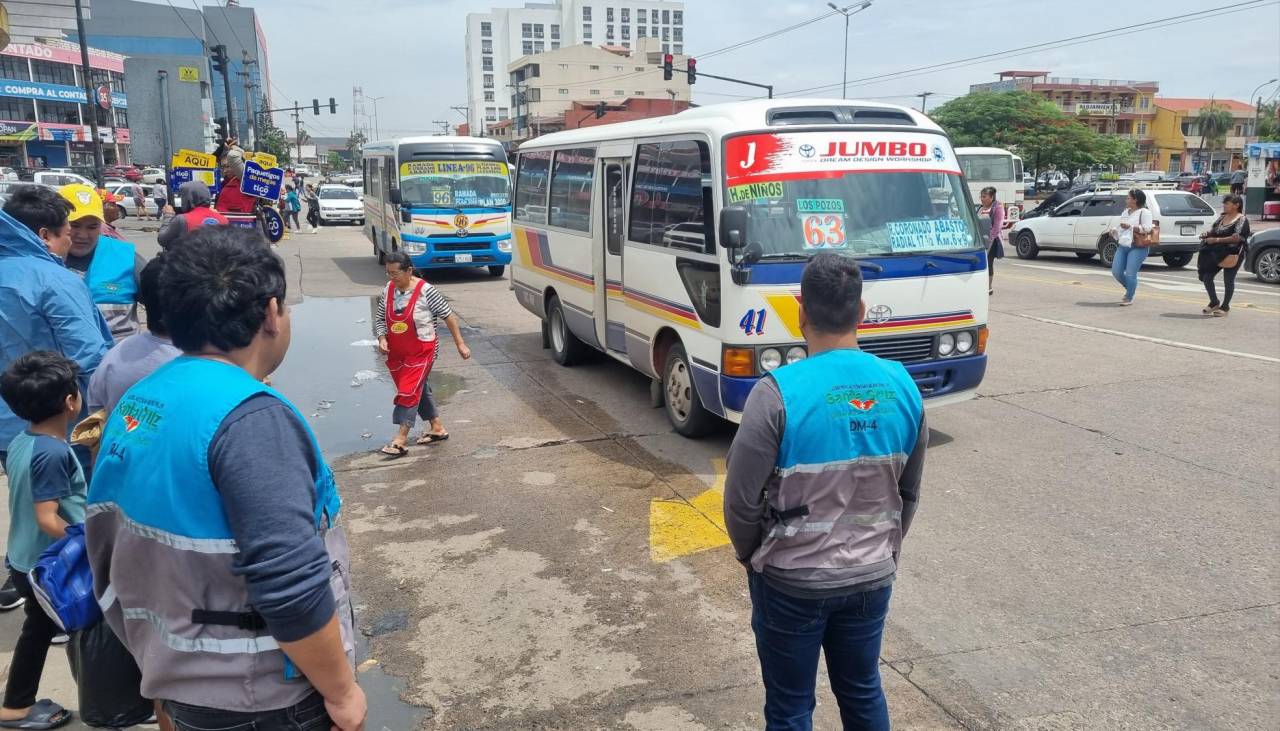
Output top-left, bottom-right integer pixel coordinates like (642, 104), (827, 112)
(955, 330), (975, 355)
(937, 333), (955, 357)
(759, 348), (783, 372)
(786, 346), (807, 365)
(497, 239), (512, 252)
(403, 242), (425, 255)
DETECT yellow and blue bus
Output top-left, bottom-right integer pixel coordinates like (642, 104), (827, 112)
(362, 136), (512, 276)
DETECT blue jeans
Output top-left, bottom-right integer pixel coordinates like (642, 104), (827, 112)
(1111, 245), (1149, 300)
(749, 571), (893, 731)
(164, 691), (330, 731)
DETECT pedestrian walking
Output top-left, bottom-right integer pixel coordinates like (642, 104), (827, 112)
(130, 183), (147, 221)
(86, 225), (367, 730)
(156, 181), (229, 251)
(977, 186), (1005, 295)
(305, 183), (320, 233)
(375, 252), (471, 457)
(1109, 188), (1155, 306)
(724, 253), (927, 731)
(0, 189), (111, 614)
(59, 185), (147, 340)
(87, 257), (181, 416)
(1197, 193), (1251, 317)
(152, 186), (167, 223)
(284, 184), (302, 231)
(1229, 164), (1245, 196)
(0, 351), (86, 730)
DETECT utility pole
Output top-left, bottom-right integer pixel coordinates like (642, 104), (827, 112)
(367, 95), (385, 140)
(432, 120), (450, 135)
(157, 70), (172, 199)
(240, 52), (259, 150)
(292, 102), (304, 167)
(916, 91), (934, 113)
(667, 89), (677, 115)
(74, 0), (104, 185)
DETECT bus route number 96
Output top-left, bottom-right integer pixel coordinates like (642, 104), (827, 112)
(803, 214), (846, 249)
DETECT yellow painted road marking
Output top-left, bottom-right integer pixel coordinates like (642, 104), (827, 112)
(649, 458), (731, 563)
(1002, 273), (1280, 314)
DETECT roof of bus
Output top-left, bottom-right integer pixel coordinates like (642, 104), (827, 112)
(954, 147), (1017, 155)
(516, 99), (945, 150)
(363, 135), (502, 152)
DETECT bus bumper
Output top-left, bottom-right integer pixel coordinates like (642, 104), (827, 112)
(715, 354), (988, 420)
(400, 233), (513, 269)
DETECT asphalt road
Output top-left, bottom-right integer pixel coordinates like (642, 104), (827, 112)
(3, 220), (1276, 730)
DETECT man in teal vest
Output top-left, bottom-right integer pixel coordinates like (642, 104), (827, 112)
(724, 252), (928, 731)
(87, 226), (366, 729)
(59, 184), (146, 340)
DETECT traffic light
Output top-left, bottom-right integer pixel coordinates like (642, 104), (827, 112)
(214, 117), (228, 142)
(328, 97), (337, 114)
(210, 45), (227, 74)
(686, 58), (697, 85)
(595, 102), (606, 119)
(312, 98), (320, 115)
(662, 53), (673, 81)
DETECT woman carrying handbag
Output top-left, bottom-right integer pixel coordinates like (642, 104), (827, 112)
(1197, 193), (1251, 317)
(1110, 188), (1156, 306)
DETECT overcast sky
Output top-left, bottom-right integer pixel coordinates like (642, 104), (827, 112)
(241, 0), (1279, 137)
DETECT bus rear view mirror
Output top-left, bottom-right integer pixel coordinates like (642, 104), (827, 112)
(389, 188), (402, 206)
(720, 206), (748, 249)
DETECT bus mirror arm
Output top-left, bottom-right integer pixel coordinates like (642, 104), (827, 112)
(389, 188), (402, 206)
(401, 208), (413, 224)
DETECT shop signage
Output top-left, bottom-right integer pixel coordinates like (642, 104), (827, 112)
(1, 43), (125, 73)
(171, 148), (216, 169)
(1076, 102), (1119, 116)
(240, 160), (284, 200)
(96, 85), (111, 110)
(0, 80), (127, 108)
(248, 151), (278, 169)
(178, 66), (200, 82)
(0, 120), (36, 141)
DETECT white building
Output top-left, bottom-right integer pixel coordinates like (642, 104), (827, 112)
(464, 0), (686, 135)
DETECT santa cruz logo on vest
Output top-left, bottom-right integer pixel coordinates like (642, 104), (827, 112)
(116, 398), (164, 436)
(826, 384), (898, 415)
(820, 141), (929, 162)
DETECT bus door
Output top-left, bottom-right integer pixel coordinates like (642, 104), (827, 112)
(600, 158), (628, 355)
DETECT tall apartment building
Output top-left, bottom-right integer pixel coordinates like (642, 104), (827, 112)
(970, 70), (1160, 166)
(464, 0), (685, 136)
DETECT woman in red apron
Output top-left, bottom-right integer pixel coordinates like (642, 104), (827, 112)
(377, 252), (471, 457)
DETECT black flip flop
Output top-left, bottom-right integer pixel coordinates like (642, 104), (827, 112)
(0, 699), (72, 729)
(416, 433), (449, 445)
(379, 444), (408, 458)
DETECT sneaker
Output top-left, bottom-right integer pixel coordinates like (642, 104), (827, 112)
(1202, 305), (1220, 314)
(51, 634), (69, 645)
(1119, 298), (1134, 306)
(0, 576), (25, 611)
(1213, 308), (1229, 317)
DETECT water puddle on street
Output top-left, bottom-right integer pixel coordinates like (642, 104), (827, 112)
(271, 296), (467, 457)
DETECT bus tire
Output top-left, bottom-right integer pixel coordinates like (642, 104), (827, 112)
(488, 265), (506, 277)
(547, 295), (585, 366)
(662, 343), (716, 438)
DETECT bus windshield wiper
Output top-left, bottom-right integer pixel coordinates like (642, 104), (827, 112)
(923, 252), (981, 264)
(752, 253), (810, 262)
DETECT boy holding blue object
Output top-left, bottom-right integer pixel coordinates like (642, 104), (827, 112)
(0, 351), (85, 730)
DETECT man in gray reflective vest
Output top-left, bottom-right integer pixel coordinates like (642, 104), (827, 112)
(86, 226), (366, 730)
(724, 252), (927, 731)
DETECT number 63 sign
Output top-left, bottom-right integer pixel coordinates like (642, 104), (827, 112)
(803, 214), (846, 249)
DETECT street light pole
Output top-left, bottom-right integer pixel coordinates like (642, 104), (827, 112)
(74, 0), (104, 185)
(1249, 78), (1277, 139)
(367, 96), (385, 140)
(826, 1), (872, 100)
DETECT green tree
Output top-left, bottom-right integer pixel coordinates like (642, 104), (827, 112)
(1192, 101), (1235, 170)
(326, 150), (346, 173)
(345, 129), (367, 167)
(257, 96), (292, 164)
(931, 90), (1136, 180)
(1255, 101), (1279, 141)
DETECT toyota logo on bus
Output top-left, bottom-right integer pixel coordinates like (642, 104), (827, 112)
(865, 305), (893, 324)
(798, 144), (816, 158)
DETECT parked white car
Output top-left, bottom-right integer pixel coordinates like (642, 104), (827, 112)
(140, 167), (167, 185)
(104, 183), (181, 217)
(1008, 186), (1215, 269)
(33, 171), (94, 188)
(317, 184), (364, 225)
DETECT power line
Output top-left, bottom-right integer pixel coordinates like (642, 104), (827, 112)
(778, 0), (1277, 98)
(191, 0), (224, 48)
(692, 10), (839, 60)
(163, 0), (205, 47)
(212, 0), (250, 56)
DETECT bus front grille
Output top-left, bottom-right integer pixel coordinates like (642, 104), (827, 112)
(433, 242), (492, 251)
(860, 335), (934, 364)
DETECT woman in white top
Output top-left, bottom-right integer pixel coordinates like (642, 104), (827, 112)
(1109, 188), (1155, 305)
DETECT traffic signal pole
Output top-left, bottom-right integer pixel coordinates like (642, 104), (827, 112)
(662, 54), (772, 99)
(212, 45), (236, 143)
(74, 0), (104, 185)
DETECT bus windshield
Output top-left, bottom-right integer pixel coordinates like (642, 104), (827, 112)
(725, 132), (981, 259)
(398, 159), (510, 209)
(958, 154), (1015, 182)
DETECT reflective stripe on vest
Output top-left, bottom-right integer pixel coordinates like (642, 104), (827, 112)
(85, 237), (137, 305)
(751, 349), (922, 576)
(87, 356), (350, 711)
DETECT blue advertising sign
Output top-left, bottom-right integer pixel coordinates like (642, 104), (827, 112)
(169, 167), (221, 195)
(0, 80), (127, 108)
(240, 161), (284, 200)
(260, 207), (285, 243)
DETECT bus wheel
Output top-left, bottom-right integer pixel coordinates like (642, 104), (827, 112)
(488, 265), (506, 277)
(663, 343), (715, 438)
(547, 295), (585, 366)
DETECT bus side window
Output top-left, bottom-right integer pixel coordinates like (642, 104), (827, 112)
(514, 150), (552, 224)
(549, 147), (595, 232)
(629, 139), (713, 254)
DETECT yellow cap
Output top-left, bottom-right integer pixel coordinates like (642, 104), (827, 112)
(60, 184), (105, 222)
